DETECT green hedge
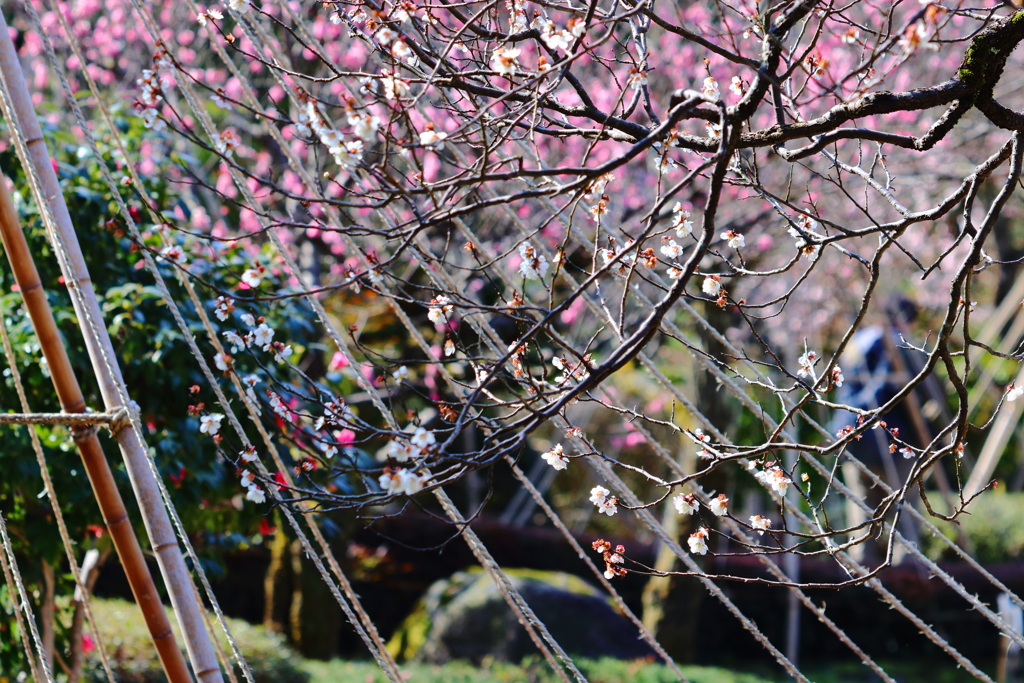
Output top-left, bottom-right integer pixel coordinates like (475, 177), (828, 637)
(923, 490), (1024, 563)
(83, 599), (307, 683)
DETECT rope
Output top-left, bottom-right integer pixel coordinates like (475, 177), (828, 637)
(0, 509), (56, 683)
(27, 2), (399, 681)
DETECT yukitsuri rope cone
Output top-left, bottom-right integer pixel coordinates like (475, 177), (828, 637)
(6, 0), (1024, 681)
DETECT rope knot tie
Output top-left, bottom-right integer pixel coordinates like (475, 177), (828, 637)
(106, 401), (140, 436)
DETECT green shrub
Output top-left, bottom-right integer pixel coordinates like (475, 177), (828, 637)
(83, 598), (308, 683)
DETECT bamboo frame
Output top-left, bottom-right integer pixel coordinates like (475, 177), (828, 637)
(0, 175), (194, 683)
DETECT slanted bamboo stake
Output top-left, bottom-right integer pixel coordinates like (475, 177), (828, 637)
(0, 175), (193, 683)
(0, 13), (222, 683)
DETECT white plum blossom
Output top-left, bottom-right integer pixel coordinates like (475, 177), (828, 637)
(444, 339), (456, 356)
(492, 46), (522, 76)
(673, 493), (699, 516)
(214, 352), (233, 372)
(1007, 384), (1024, 402)
(672, 203), (694, 238)
(900, 447), (915, 459)
(729, 76), (744, 97)
(660, 239), (683, 259)
(348, 111), (380, 142)
(381, 70), (411, 100)
(589, 485), (619, 515)
(688, 527), (710, 555)
(253, 323), (275, 350)
(797, 351), (818, 379)
(240, 446), (259, 463)
(518, 243), (549, 280)
(159, 245), (185, 264)
(419, 127), (448, 150)
(376, 26), (398, 44)
(410, 427), (436, 450)
(214, 296), (234, 321)
(765, 467), (790, 496)
(141, 108), (165, 131)
(427, 295), (453, 325)
(223, 330), (245, 353)
(702, 275), (722, 297)
(709, 494), (729, 516)
(750, 515), (772, 535)
(379, 468), (427, 496)
(541, 444), (569, 470)
(199, 413), (224, 435)
(628, 67), (648, 91)
(228, 0), (250, 13)
(393, 366), (409, 381)
(213, 128), (241, 157)
(720, 230), (745, 249)
(241, 266), (265, 289)
(831, 366), (845, 388)
(702, 76), (720, 100)
(245, 486), (266, 504)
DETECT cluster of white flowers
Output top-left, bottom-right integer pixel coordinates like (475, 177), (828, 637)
(213, 128), (241, 157)
(831, 366), (845, 388)
(628, 67), (648, 91)
(789, 217), (823, 259)
(381, 427), (436, 463)
(214, 352), (233, 372)
(518, 243), (550, 280)
(691, 428), (713, 459)
(720, 230), (745, 249)
(419, 125), (448, 150)
(303, 101), (366, 172)
(701, 76), (720, 101)
(541, 443), (569, 470)
(729, 76), (744, 97)
(492, 46), (522, 76)
(753, 464), (790, 497)
(427, 295), (453, 325)
(532, 14), (585, 53)
(749, 515), (772, 535)
(241, 264), (265, 289)
(137, 69), (162, 107)
(673, 492), (699, 515)
(379, 468), (429, 496)
(381, 69), (411, 101)
(242, 374), (260, 412)
(214, 296), (235, 321)
(199, 413), (224, 436)
(672, 203), (694, 238)
(141, 107), (165, 131)
(589, 486), (618, 516)
(240, 469), (266, 504)
(688, 527), (710, 555)
(507, 0), (528, 32)
(267, 389), (293, 423)
(552, 355), (592, 384)
(709, 493), (729, 516)
(797, 350), (818, 379)
(660, 238), (683, 259)
(159, 244), (185, 264)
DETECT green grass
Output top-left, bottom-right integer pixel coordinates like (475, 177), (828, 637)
(301, 657), (774, 683)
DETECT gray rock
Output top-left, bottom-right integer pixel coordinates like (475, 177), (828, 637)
(388, 568), (655, 664)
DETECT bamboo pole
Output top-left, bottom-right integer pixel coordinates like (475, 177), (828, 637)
(0, 14), (223, 683)
(0, 176), (193, 683)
